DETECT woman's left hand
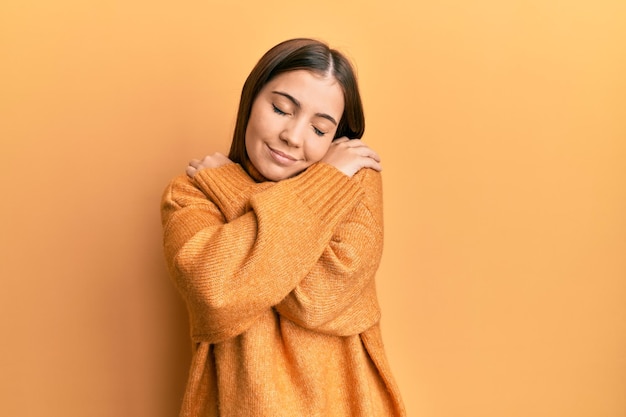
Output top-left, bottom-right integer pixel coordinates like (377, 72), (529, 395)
(321, 137), (382, 178)
(186, 152), (233, 178)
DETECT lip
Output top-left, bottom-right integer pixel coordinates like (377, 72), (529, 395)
(267, 145), (299, 166)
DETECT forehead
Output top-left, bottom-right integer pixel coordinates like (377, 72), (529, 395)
(262, 70), (344, 117)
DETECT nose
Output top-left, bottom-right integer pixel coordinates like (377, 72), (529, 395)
(279, 118), (305, 148)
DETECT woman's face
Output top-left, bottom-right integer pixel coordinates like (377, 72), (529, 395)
(245, 70), (344, 181)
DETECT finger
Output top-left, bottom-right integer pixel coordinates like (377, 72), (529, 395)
(346, 144), (380, 162)
(216, 153), (233, 164)
(186, 166), (196, 178)
(189, 159), (201, 168)
(353, 144), (379, 160)
(365, 149), (381, 162)
(341, 138), (362, 147)
(361, 157), (383, 172)
(342, 140), (376, 153)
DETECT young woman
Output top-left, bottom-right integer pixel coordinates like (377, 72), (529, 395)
(161, 38), (406, 417)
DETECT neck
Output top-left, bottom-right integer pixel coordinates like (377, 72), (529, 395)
(243, 157), (271, 183)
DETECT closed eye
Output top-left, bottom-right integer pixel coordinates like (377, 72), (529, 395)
(312, 126), (327, 137)
(272, 104), (288, 116)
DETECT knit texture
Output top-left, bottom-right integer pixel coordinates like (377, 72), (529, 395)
(161, 162), (406, 417)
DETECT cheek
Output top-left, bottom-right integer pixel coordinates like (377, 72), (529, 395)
(305, 139), (333, 162)
(245, 108), (268, 148)
(250, 104), (281, 134)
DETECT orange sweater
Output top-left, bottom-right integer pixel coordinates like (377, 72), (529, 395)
(161, 162), (406, 417)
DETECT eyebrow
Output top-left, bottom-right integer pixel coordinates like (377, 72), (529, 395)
(271, 91), (338, 126)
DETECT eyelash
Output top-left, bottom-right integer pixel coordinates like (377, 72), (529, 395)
(272, 104), (327, 137)
(313, 127), (325, 137)
(272, 104), (287, 116)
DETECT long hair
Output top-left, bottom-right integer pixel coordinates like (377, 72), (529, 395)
(228, 38), (365, 166)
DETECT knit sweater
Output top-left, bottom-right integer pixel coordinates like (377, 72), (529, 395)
(161, 162), (406, 417)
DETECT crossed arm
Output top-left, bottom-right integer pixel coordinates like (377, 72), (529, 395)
(162, 146), (384, 343)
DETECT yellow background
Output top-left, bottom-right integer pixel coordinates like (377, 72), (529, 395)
(1, 1), (625, 416)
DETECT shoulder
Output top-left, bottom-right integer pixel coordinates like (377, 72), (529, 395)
(160, 172), (230, 230)
(161, 174), (206, 209)
(160, 173), (221, 226)
(348, 168), (384, 227)
(353, 168), (383, 203)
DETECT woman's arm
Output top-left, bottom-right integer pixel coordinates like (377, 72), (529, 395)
(191, 163), (266, 222)
(161, 163), (363, 343)
(185, 154), (263, 222)
(274, 167), (384, 336)
(189, 164), (385, 337)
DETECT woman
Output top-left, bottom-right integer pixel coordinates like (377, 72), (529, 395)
(161, 38), (406, 417)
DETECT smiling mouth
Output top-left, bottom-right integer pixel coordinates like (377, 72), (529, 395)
(268, 145), (300, 165)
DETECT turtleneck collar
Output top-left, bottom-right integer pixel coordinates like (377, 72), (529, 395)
(242, 156), (272, 183)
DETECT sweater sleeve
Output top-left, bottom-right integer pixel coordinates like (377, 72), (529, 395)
(161, 163), (363, 344)
(191, 163), (262, 222)
(274, 167), (384, 336)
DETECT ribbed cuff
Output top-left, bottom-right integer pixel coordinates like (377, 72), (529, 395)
(286, 163), (365, 228)
(193, 163), (256, 221)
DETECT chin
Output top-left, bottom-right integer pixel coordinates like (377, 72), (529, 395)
(265, 171), (291, 182)
(276, 169), (307, 182)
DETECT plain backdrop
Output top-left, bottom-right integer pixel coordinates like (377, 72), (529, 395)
(1, 1), (625, 416)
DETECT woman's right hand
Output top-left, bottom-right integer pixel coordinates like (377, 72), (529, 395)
(321, 137), (382, 177)
(186, 152), (233, 178)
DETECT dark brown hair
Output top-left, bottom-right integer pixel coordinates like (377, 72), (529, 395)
(228, 38), (365, 166)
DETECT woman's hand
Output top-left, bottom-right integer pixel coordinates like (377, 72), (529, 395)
(321, 137), (382, 177)
(186, 152), (233, 178)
